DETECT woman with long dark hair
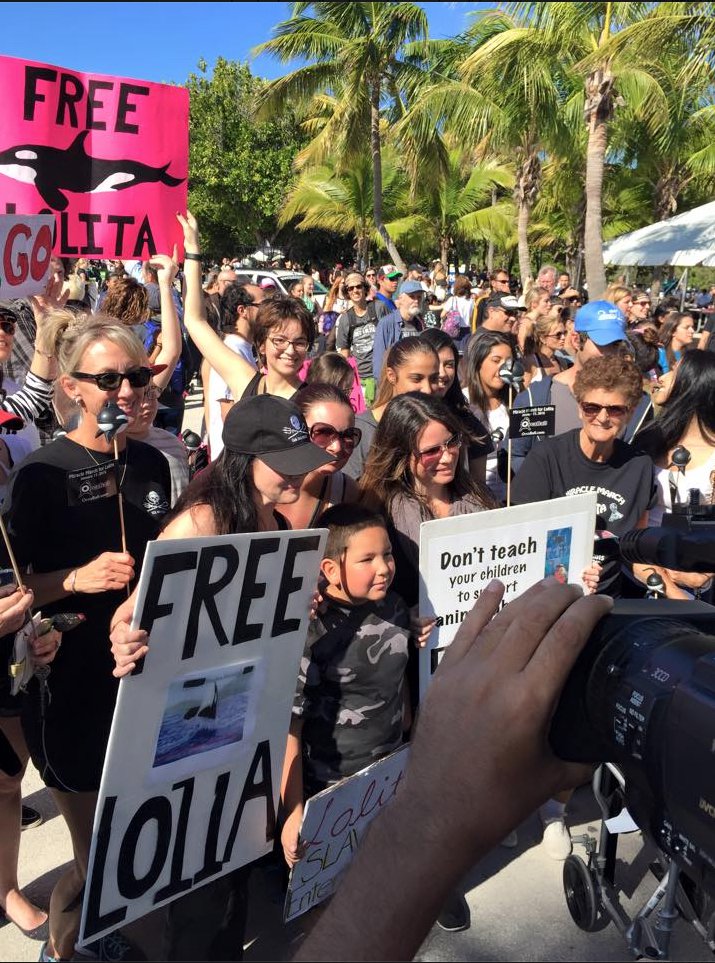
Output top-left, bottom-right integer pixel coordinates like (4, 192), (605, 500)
(657, 310), (696, 373)
(634, 351), (715, 598)
(344, 337), (440, 479)
(359, 393), (491, 609)
(108, 394), (332, 961)
(465, 331), (515, 502)
(419, 328), (492, 484)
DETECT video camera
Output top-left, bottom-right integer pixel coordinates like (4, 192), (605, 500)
(548, 516), (715, 954)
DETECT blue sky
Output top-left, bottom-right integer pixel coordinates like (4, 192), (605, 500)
(0, 2), (491, 85)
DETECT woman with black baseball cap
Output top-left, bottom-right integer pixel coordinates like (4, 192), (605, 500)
(107, 393), (333, 960)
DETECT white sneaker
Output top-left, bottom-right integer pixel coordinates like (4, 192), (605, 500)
(542, 818), (572, 860)
(500, 830), (518, 848)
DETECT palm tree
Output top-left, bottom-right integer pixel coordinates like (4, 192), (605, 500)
(509, 1), (715, 298)
(396, 10), (571, 286)
(385, 149), (514, 267)
(253, 1), (433, 272)
(277, 152), (405, 265)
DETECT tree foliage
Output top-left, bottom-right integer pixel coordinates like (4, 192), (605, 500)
(186, 58), (306, 257)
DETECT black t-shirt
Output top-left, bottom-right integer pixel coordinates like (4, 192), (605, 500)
(511, 429), (656, 597)
(336, 303), (379, 379)
(704, 315), (715, 353)
(5, 436), (171, 790)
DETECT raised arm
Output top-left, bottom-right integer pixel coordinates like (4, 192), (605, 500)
(176, 212), (257, 400)
(147, 252), (181, 393)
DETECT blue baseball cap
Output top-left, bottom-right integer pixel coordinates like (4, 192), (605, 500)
(573, 300), (626, 345)
(399, 279), (424, 296)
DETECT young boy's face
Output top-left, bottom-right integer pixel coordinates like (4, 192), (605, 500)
(324, 525), (395, 604)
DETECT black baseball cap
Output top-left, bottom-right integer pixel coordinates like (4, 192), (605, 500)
(222, 395), (334, 475)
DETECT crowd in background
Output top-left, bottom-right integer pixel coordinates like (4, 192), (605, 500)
(0, 222), (714, 961)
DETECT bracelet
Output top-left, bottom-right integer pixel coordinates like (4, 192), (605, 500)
(69, 569), (78, 594)
(34, 347), (55, 359)
(184, 252), (202, 262)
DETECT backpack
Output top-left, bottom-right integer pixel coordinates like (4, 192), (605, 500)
(441, 307), (463, 339)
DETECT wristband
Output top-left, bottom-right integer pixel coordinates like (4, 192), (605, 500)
(184, 252), (202, 262)
(69, 569), (78, 594)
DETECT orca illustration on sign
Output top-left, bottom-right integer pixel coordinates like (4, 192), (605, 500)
(0, 131), (184, 211)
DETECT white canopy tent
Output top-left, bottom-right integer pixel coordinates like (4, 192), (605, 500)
(602, 200), (715, 267)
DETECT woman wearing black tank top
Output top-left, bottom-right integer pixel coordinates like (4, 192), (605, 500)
(179, 213), (313, 403)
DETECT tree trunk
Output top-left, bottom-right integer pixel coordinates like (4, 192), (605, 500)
(370, 84), (405, 273)
(517, 200), (531, 289)
(440, 236), (449, 267)
(583, 64), (615, 301)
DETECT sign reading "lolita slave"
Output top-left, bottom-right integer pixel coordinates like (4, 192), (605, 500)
(0, 55), (188, 257)
(417, 494), (598, 698)
(79, 529), (326, 946)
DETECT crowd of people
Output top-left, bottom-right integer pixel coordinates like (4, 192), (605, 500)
(0, 218), (714, 961)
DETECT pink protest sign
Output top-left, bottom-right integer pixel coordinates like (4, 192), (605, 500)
(0, 55), (188, 259)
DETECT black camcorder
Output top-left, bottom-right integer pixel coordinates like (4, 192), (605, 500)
(548, 514), (715, 954)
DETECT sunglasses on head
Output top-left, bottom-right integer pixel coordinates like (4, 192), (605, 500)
(309, 423), (362, 450)
(580, 402), (629, 419)
(71, 367), (153, 391)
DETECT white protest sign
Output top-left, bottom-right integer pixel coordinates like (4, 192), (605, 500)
(79, 528), (326, 945)
(418, 493), (598, 698)
(0, 214), (54, 299)
(284, 746), (409, 922)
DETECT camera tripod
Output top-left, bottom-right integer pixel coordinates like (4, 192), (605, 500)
(563, 763), (715, 959)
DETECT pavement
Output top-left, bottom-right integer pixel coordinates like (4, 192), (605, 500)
(2, 390), (713, 962)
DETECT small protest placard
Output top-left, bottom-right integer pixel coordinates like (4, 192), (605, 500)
(284, 746), (409, 922)
(79, 528), (326, 946)
(0, 55), (187, 258)
(418, 494), (597, 698)
(509, 405), (555, 439)
(0, 214), (54, 299)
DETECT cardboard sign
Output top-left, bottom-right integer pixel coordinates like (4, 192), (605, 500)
(509, 405), (555, 439)
(79, 528), (326, 946)
(417, 494), (598, 698)
(0, 214), (54, 299)
(284, 747), (409, 922)
(0, 55), (188, 258)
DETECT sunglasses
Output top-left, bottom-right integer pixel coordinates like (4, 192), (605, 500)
(365, 273), (376, 278)
(71, 367), (153, 391)
(309, 423), (362, 451)
(416, 432), (462, 466)
(0, 318), (16, 336)
(547, 330), (567, 339)
(347, 284), (366, 292)
(580, 402), (629, 419)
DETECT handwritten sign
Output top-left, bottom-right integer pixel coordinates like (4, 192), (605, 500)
(418, 494), (598, 698)
(284, 747), (408, 922)
(0, 55), (188, 258)
(0, 214), (54, 299)
(79, 529), (326, 946)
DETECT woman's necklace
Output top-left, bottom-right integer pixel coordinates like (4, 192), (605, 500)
(81, 443), (129, 489)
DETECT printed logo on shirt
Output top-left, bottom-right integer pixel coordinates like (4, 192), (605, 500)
(67, 462), (117, 506)
(608, 503), (624, 523)
(143, 490), (169, 516)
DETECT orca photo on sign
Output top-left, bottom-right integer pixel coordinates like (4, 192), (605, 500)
(152, 660), (261, 772)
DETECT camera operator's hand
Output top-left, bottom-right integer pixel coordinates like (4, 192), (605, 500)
(297, 578), (612, 963)
(404, 578), (610, 856)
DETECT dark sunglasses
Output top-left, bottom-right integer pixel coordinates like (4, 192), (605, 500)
(0, 318), (16, 336)
(309, 423), (362, 450)
(71, 367), (153, 391)
(580, 402), (629, 419)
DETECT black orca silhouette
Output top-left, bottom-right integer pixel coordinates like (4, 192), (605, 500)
(0, 130), (184, 211)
